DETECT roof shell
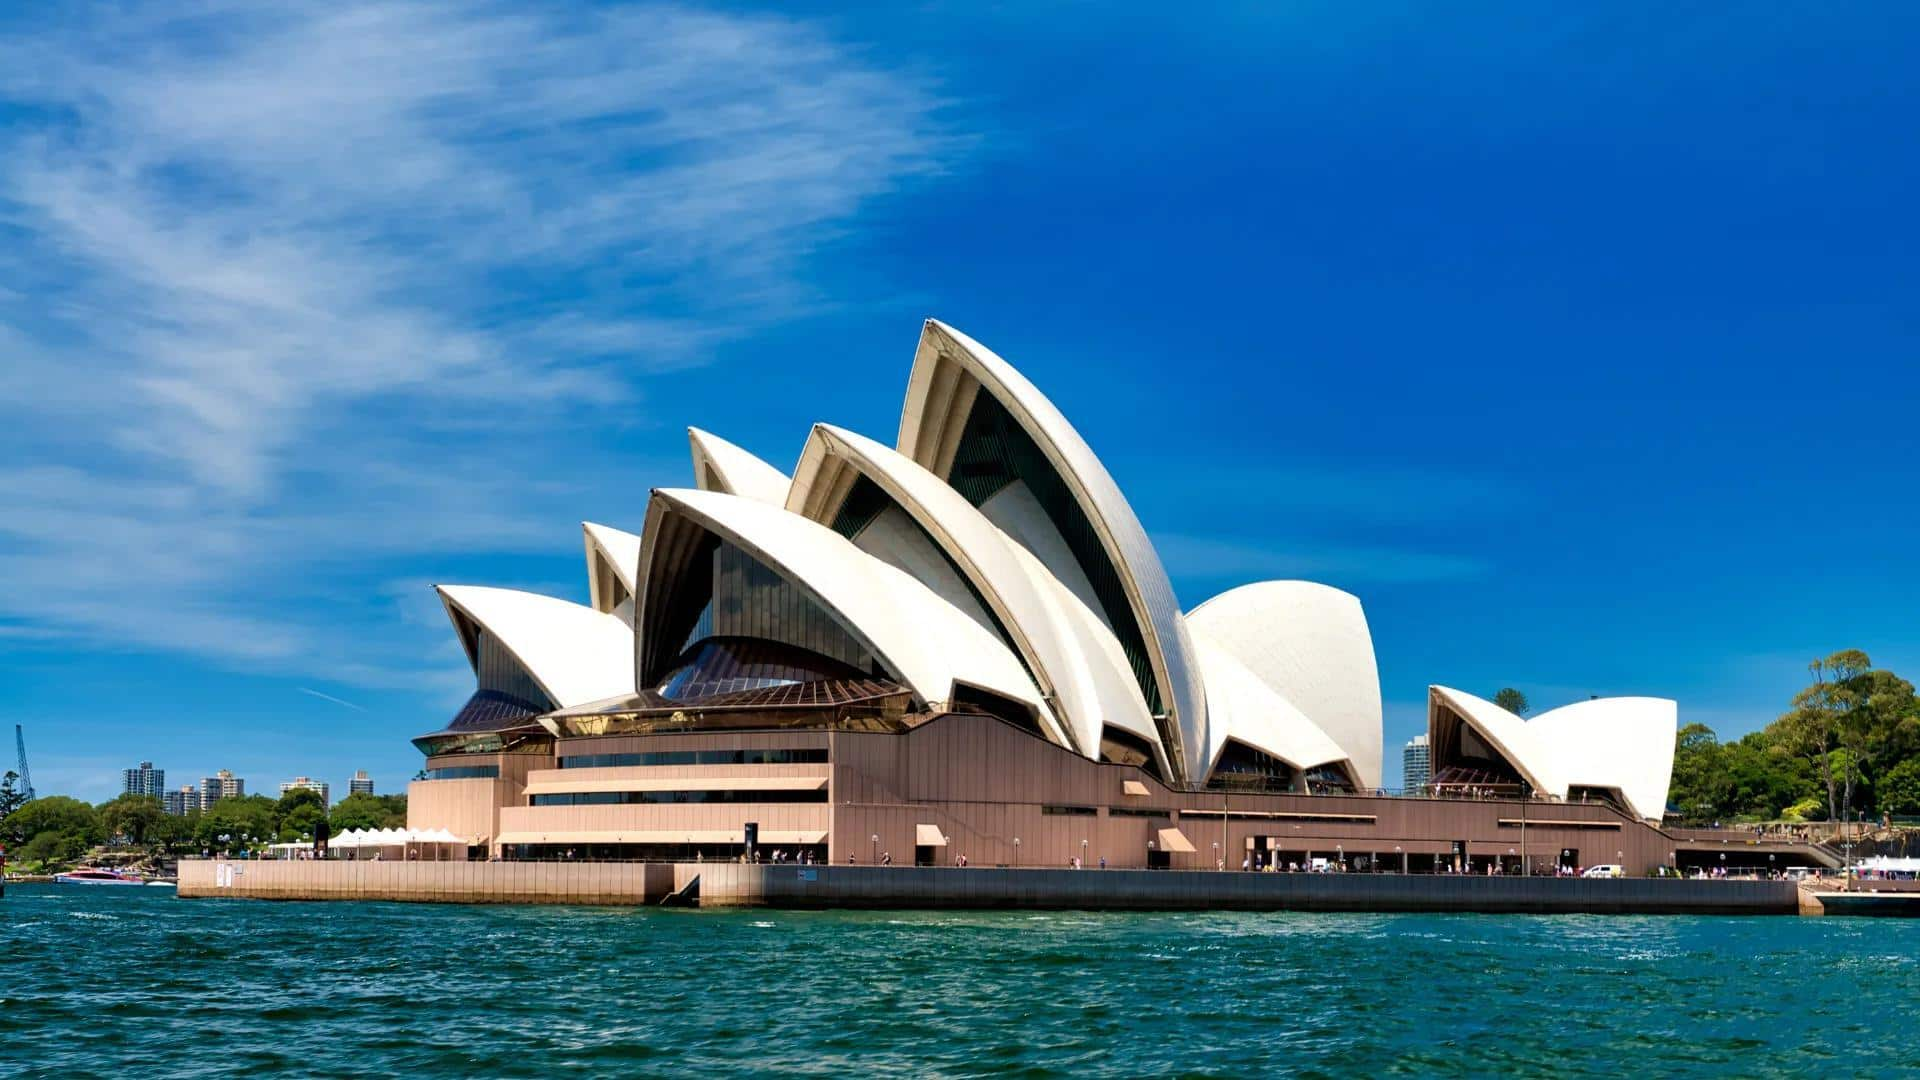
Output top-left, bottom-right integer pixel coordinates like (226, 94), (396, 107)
(1192, 628), (1356, 784)
(1427, 686), (1677, 819)
(787, 423), (1160, 766)
(435, 585), (636, 709)
(635, 487), (1049, 726)
(1186, 581), (1383, 789)
(897, 319), (1207, 780)
(582, 521), (642, 620)
(687, 427), (792, 505)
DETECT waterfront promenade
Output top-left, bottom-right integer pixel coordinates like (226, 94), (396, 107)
(177, 859), (1798, 914)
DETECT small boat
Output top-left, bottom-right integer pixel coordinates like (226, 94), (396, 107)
(54, 867), (147, 886)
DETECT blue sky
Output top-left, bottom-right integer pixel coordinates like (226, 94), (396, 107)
(3, 3), (1916, 801)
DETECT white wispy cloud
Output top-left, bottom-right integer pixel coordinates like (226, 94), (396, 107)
(0, 1), (956, 682)
(297, 687), (367, 712)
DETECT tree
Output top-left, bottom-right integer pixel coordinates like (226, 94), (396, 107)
(331, 792), (406, 832)
(99, 794), (166, 847)
(1778, 651), (1869, 822)
(275, 787), (328, 843)
(150, 809), (197, 854)
(1492, 687), (1530, 716)
(0, 771), (25, 820)
(195, 795), (277, 851)
(1880, 758), (1920, 817)
(1773, 650), (1919, 821)
(2, 795), (103, 869)
(2, 794), (102, 849)
(1668, 723), (1724, 820)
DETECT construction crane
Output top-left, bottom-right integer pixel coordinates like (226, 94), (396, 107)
(14, 724), (33, 802)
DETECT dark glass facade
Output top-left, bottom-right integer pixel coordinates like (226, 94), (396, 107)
(669, 541), (882, 680)
(530, 789), (829, 806)
(658, 637), (867, 701)
(1205, 740), (1299, 793)
(422, 764), (502, 781)
(560, 747), (830, 769)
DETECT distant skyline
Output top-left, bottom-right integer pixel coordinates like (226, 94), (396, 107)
(4, 3), (1918, 800)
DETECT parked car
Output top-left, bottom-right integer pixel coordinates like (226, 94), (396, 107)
(1581, 864), (1624, 879)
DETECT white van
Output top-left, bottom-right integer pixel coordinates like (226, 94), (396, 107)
(1581, 864), (1624, 879)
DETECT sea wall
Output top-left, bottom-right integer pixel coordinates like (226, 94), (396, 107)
(689, 864), (1799, 914)
(178, 860), (1799, 914)
(177, 859), (677, 905)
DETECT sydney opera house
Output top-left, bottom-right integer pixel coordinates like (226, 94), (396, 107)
(408, 320), (1701, 874)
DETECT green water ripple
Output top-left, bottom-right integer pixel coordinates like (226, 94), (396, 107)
(3, 885), (1917, 1078)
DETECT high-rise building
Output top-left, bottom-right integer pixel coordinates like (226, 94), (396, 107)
(279, 776), (330, 805)
(1402, 734), (1431, 795)
(163, 785), (200, 816)
(122, 761), (165, 799)
(201, 769), (244, 807)
(349, 770), (374, 797)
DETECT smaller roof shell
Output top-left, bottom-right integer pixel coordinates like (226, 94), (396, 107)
(1426, 686), (1677, 820)
(582, 521), (642, 620)
(1187, 581), (1383, 790)
(436, 585), (636, 709)
(688, 428), (791, 505)
(1192, 629), (1357, 786)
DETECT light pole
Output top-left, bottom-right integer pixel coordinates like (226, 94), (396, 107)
(1212, 841), (1220, 871)
(1147, 838), (1156, 869)
(1395, 845), (1403, 875)
(1081, 838), (1088, 868)
(870, 833), (878, 865)
(1013, 836), (1021, 868)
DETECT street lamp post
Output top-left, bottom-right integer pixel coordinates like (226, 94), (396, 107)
(1212, 841), (1220, 871)
(1013, 837), (1021, 868)
(1081, 838), (1088, 868)
(870, 834), (878, 865)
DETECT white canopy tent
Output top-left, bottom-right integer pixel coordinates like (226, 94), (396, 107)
(328, 827), (470, 861)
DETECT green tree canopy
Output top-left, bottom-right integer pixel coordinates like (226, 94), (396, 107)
(1876, 757), (1920, 817)
(195, 795), (278, 850)
(99, 793), (167, 847)
(3, 795), (104, 869)
(275, 786), (329, 843)
(2, 794), (103, 849)
(1492, 687), (1530, 716)
(330, 791), (406, 832)
(1773, 650), (1920, 820)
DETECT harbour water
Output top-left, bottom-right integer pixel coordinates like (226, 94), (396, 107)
(4, 883), (1915, 1077)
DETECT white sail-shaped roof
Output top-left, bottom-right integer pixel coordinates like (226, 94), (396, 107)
(1186, 581), (1383, 790)
(786, 423), (1160, 768)
(1193, 630), (1356, 787)
(1427, 686), (1676, 820)
(897, 319), (1207, 780)
(581, 522), (642, 622)
(435, 585), (636, 708)
(635, 487), (1054, 736)
(687, 427), (791, 505)
(1529, 696), (1677, 823)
